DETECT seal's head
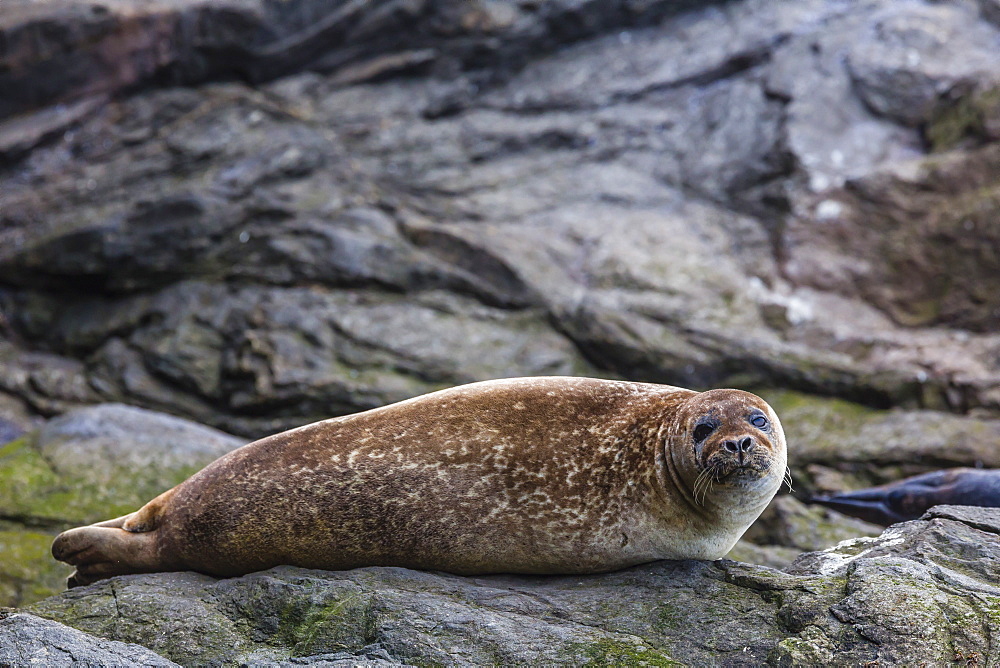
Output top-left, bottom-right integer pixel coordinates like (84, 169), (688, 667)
(670, 389), (787, 511)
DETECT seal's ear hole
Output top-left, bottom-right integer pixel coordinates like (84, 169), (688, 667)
(693, 423), (715, 443)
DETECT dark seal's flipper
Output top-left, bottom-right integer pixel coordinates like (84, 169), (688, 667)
(811, 468), (1000, 526)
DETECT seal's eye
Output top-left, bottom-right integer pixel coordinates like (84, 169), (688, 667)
(692, 423), (715, 443)
(750, 415), (769, 430)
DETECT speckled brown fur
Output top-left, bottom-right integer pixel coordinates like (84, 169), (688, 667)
(51, 377), (786, 586)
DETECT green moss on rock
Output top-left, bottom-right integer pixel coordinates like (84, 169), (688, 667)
(565, 637), (682, 667)
(771, 626), (836, 665)
(0, 526), (72, 607)
(0, 435), (201, 526)
(654, 603), (682, 632)
(281, 593), (372, 655)
(927, 87), (1000, 151)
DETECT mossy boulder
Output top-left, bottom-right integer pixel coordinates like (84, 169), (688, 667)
(0, 525), (69, 609)
(0, 404), (243, 607)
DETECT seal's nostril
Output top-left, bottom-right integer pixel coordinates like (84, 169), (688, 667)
(725, 438), (754, 454)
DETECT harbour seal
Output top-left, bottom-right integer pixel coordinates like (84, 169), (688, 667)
(52, 376), (787, 587)
(812, 468), (1000, 526)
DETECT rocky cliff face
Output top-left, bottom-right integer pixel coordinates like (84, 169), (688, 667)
(2, 0), (998, 438)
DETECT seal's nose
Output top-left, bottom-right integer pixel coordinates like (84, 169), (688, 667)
(723, 436), (755, 464)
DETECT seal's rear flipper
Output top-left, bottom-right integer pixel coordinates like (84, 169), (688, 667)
(51, 487), (180, 587)
(52, 525), (161, 588)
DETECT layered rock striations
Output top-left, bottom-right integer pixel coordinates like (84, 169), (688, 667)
(1, 0), (998, 437)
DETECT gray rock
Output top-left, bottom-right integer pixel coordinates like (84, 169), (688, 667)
(0, 611), (178, 667)
(0, 418), (24, 446)
(763, 389), (1000, 493)
(25, 506), (1000, 665)
(742, 495), (883, 554)
(982, 0), (1000, 26)
(0, 390), (40, 443)
(1, 1), (999, 423)
(0, 0), (713, 123)
(726, 538), (804, 570)
(846, 2), (1000, 127)
(37, 402), (245, 475)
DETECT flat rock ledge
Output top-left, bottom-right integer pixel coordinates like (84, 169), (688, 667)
(4, 505), (997, 666)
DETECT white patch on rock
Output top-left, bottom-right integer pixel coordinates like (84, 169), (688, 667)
(809, 172), (830, 192)
(784, 295), (814, 325)
(746, 278), (814, 326)
(815, 199), (844, 221)
(814, 528), (907, 575)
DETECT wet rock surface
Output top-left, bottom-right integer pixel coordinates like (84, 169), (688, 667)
(763, 390), (1000, 494)
(0, 611), (179, 667)
(17, 506), (1000, 666)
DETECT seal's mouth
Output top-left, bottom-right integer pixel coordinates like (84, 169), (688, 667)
(715, 459), (773, 484)
(722, 465), (766, 480)
(692, 459), (774, 504)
